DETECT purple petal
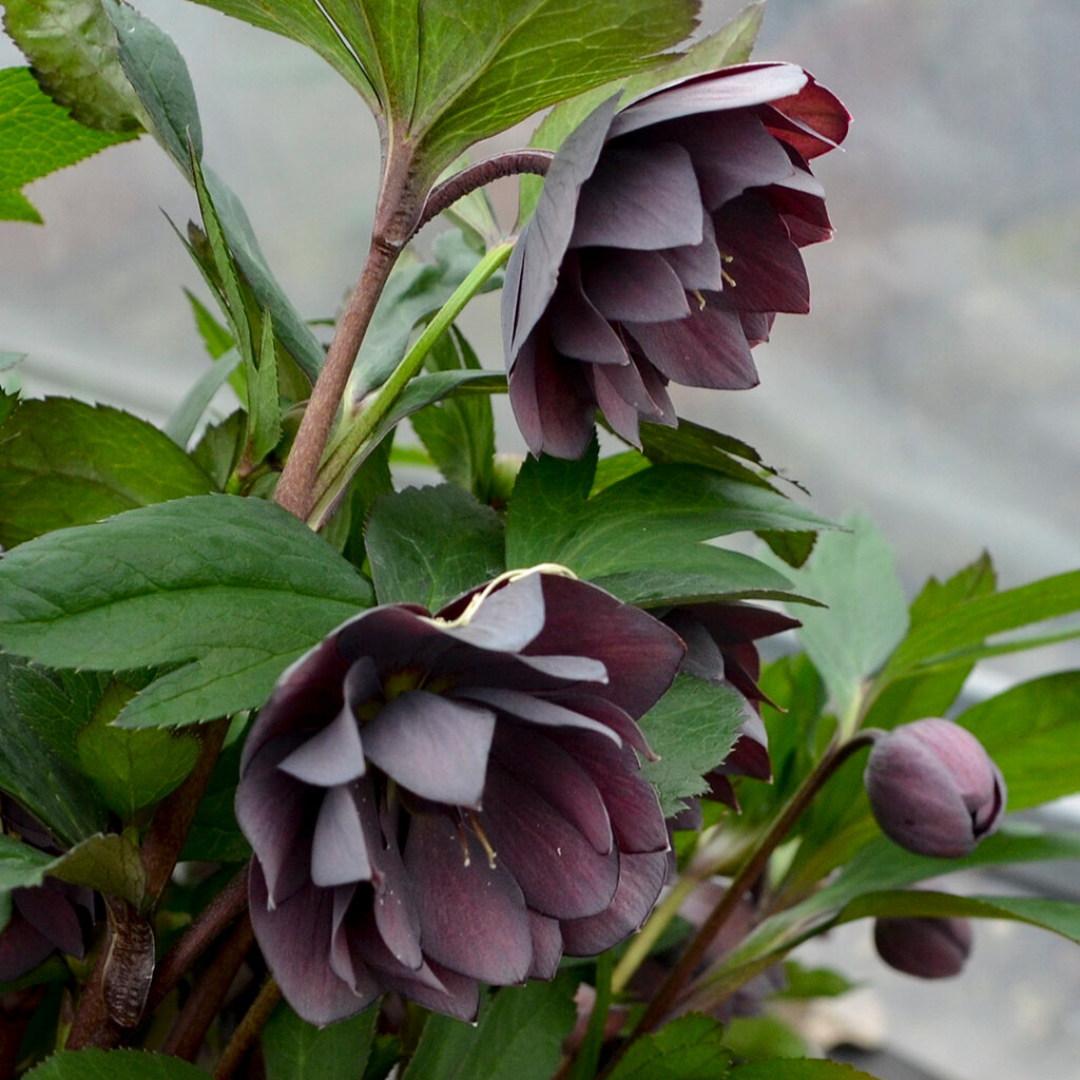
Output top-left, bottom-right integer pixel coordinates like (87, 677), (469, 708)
(329, 885), (384, 997)
(739, 310), (775, 346)
(591, 364), (644, 446)
(625, 303), (759, 389)
(609, 63), (810, 138)
(480, 762), (619, 920)
(311, 785), (373, 887)
(379, 959), (480, 1022)
(491, 724), (614, 855)
(363, 691), (495, 808)
(16, 881), (85, 958)
(0, 911), (55, 982)
(635, 362), (678, 427)
(570, 143), (703, 251)
(278, 703), (366, 787)
(446, 572), (546, 652)
(550, 257), (633, 365)
(664, 609), (728, 682)
(249, 861), (371, 1025)
(761, 72), (850, 159)
(404, 812), (533, 985)
(458, 687), (620, 748)
(712, 194), (810, 313)
(581, 249), (690, 323)
(370, 817), (424, 970)
(237, 736), (319, 907)
(550, 692), (656, 759)
(560, 851), (669, 955)
(660, 212), (724, 291)
(528, 912), (564, 980)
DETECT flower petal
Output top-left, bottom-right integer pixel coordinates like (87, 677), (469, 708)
(660, 211), (724, 291)
(581, 249), (690, 323)
(528, 912), (564, 980)
(0, 910), (55, 982)
(363, 691), (495, 808)
(550, 257), (633, 365)
(15, 881), (85, 958)
(278, 702), (366, 787)
(404, 812), (533, 985)
(446, 572), (546, 652)
(459, 686), (620, 748)
(311, 784), (373, 888)
(570, 143), (703, 251)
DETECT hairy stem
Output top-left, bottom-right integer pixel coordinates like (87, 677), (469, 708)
(147, 863), (250, 1017)
(602, 732), (878, 1074)
(162, 913), (255, 1061)
(415, 150), (553, 234)
(214, 976), (282, 1080)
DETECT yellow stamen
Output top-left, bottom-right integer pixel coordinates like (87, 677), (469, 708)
(467, 812), (499, 871)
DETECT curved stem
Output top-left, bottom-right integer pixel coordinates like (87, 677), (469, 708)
(214, 976), (282, 1080)
(602, 732), (878, 1075)
(415, 150), (553, 234)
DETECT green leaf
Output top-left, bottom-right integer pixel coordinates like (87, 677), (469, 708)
(250, 308), (282, 461)
(366, 485), (505, 611)
(403, 979), (577, 1080)
(75, 680), (200, 820)
(0, 398), (215, 548)
(181, 733), (250, 862)
(3, 0), (145, 133)
(835, 888), (1080, 949)
(262, 1000), (378, 1080)
(411, 327), (496, 500)
(164, 348), (242, 448)
(190, 409), (245, 491)
(769, 513), (909, 722)
(185, 288), (235, 360)
(607, 1014), (732, 1080)
(721, 1016), (807, 1063)
(774, 961), (855, 1001)
(0, 495), (375, 729)
(880, 568), (1080, 681)
(101, 0), (199, 169)
(507, 451), (830, 608)
(23, 1048), (211, 1080)
(321, 440), (394, 567)
(957, 671), (1080, 811)
(0, 655), (108, 844)
(728, 1062), (879, 1080)
(639, 674), (747, 816)
(0, 66), (133, 222)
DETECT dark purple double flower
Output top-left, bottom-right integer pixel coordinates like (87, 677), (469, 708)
(237, 571), (685, 1025)
(503, 62), (850, 458)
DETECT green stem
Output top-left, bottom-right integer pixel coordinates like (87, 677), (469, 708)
(307, 240), (513, 529)
(564, 952), (613, 1080)
(610, 874), (697, 996)
(214, 976), (282, 1080)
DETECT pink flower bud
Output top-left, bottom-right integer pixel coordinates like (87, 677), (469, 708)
(874, 915), (973, 979)
(864, 718), (1006, 857)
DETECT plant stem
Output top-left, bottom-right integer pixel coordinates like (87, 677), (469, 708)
(307, 240), (514, 530)
(601, 732), (877, 1075)
(214, 976), (282, 1080)
(0, 986), (44, 1079)
(415, 150), (553, 234)
(147, 863), (251, 1017)
(162, 913), (255, 1061)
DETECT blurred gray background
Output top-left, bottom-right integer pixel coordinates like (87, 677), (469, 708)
(2, 2), (1079, 1076)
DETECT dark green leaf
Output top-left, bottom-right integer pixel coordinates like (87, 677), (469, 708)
(366, 485), (505, 611)
(591, 451), (652, 495)
(190, 409), (245, 491)
(321, 440), (394, 567)
(250, 308), (282, 461)
(75, 680), (200, 820)
(403, 979), (577, 1080)
(23, 1048), (210, 1080)
(411, 327), (495, 499)
(0, 655), (107, 844)
(607, 1013), (731, 1080)
(101, 0), (200, 169)
(758, 530), (816, 570)
(3, 0), (145, 132)
(721, 1016), (807, 1063)
(0, 398), (214, 548)
(774, 961), (855, 1000)
(639, 674), (747, 816)
(957, 672), (1080, 811)
(0, 495), (374, 729)
(0, 66), (133, 222)
(181, 786), (250, 862)
(770, 514), (909, 722)
(729, 1062), (879, 1080)
(262, 1000), (378, 1080)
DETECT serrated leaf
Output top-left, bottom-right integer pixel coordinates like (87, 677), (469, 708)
(768, 513), (909, 722)
(403, 979), (576, 1080)
(607, 1013), (731, 1080)
(250, 308), (282, 461)
(23, 1048), (210, 1080)
(3, 0), (145, 133)
(0, 398), (214, 548)
(75, 680), (200, 820)
(190, 409), (245, 491)
(366, 485), (505, 612)
(262, 1000), (378, 1080)
(0, 654), (108, 844)
(0, 66), (133, 222)
(639, 674), (747, 816)
(0, 495), (375, 729)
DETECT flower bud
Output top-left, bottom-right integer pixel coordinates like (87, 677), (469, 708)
(874, 915), (973, 979)
(864, 718), (1006, 858)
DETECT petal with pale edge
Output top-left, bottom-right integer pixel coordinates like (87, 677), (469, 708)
(278, 702), (366, 786)
(311, 785), (373, 887)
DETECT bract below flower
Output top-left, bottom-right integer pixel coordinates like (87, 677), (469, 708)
(237, 571), (684, 1025)
(502, 62), (850, 458)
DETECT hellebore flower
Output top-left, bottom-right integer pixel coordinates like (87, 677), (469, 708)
(502, 62), (850, 458)
(662, 602), (799, 807)
(0, 800), (96, 982)
(874, 915), (973, 979)
(237, 570), (684, 1025)
(864, 719), (1007, 858)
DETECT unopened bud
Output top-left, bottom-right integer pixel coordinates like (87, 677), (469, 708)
(874, 915), (973, 979)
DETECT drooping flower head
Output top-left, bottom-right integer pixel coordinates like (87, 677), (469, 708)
(237, 570), (685, 1025)
(875, 913), (973, 979)
(662, 602), (799, 807)
(503, 63), (850, 458)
